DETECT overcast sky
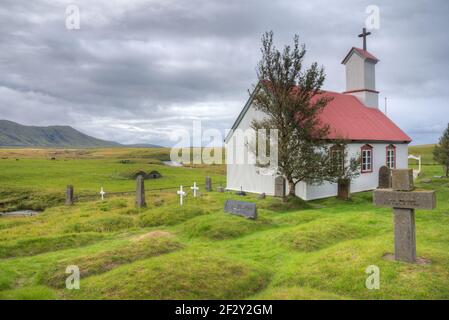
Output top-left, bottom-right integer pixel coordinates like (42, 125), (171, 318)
(1, 0), (448, 146)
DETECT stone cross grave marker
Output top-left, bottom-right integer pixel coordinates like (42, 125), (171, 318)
(274, 176), (285, 197)
(65, 185), (74, 206)
(100, 187), (106, 201)
(177, 185), (186, 206)
(205, 177), (212, 192)
(373, 169), (436, 263)
(191, 182), (199, 197)
(224, 200), (257, 219)
(135, 175), (146, 208)
(378, 166), (391, 189)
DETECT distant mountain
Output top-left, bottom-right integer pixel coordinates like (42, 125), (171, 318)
(0, 120), (120, 148)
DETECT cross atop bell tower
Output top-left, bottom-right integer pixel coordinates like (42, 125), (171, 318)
(358, 27), (371, 51)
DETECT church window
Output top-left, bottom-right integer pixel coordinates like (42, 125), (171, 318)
(361, 144), (373, 173)
(386, 144), (396, 169)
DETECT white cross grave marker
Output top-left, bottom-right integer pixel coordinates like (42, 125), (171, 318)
(191, 182), (199, 197)
(100, 187), (106, 201)
(177, 185), (186, 206)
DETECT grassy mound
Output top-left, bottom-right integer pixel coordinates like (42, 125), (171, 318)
(0, 219), (31, 231)
(68, 250), (271, 299)
(64, 215), (135, 233)
(271, 211), (321, 226)
(0, 188), (64, 212)
(0, 233), (104, 258)
(276, 219), (371, 252)
(260, 196), (310, 212)
(0, 286), (57, 300)
(251, 286), (347, 300)
(117, 168), (160, 180)
(95, 199), (128, 212)
(138, 205), (208, 227)
(272, 237), (449, 299)
(182, 213), (272, 240)
(41, 232), (182, 288)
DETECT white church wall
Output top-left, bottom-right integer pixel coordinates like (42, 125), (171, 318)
(350, 90), (378, 109)
(226, 104), (276, 195)
(303, 142), (409, 200)
(345, 54), (365, 91)
(364, 61), (376, 90)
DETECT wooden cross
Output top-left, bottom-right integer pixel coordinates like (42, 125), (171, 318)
(373, 169), (436, 263)
(177, 185), (186, 206)
(100, 187), (106, 201)
(358, 27), (371, 51)
(191, 182), (199, 197)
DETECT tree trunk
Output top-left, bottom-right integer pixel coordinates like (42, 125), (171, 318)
(337, 178), (351, 200)
(446, 165), (449, 177)
(288, 180), (295, 197)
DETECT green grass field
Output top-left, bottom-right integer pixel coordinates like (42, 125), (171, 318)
(0, 146), (448, 300)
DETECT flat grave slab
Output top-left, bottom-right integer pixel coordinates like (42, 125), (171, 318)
(0, 210), (40, 217)
(224, 200), (257, 219)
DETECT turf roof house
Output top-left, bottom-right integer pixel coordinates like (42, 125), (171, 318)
(225, 45), (411, 200)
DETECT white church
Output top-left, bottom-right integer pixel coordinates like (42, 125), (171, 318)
(225, 32), (412, 200)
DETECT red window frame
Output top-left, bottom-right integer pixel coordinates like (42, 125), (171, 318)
(361, 144), (373, 173)
(386, 144), (396, 169)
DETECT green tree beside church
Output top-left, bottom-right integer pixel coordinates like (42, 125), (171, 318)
(434, 123), (449, 177)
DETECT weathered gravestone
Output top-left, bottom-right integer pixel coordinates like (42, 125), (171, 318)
(274, 176), (286, 197)
(392, 168), (414, 191)
(373, 169), (436, 263)
(135, 175), (146, 208)
(65, 185), (74, 206)
(378, 166), (391, 189)
(205, 177), (212, 192)
(224, 200), (257, 219)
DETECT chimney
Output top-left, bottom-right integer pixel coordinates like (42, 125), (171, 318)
(341, 47), (379, 108)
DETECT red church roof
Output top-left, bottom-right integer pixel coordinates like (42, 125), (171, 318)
(316, 91), (411, 142)
(226, 83), (412, 144)
(341, 47), (379, 64)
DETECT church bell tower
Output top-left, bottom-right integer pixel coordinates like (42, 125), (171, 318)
(341, 28), (379, 109)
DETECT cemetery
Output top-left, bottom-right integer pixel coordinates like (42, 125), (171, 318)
(0, 145), (448, 300)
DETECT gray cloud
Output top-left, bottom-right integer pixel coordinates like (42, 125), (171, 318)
(0, 0), (448, 146)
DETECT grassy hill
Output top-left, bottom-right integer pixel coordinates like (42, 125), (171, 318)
(0, 146), (448, 300)
(0, 120), (119, 148)
(409, 144), (437, 165)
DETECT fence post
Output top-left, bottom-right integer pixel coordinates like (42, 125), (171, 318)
(205, 177), (212, 192)
(136, 175), (146, 208)
(65, 185), (74, 206)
